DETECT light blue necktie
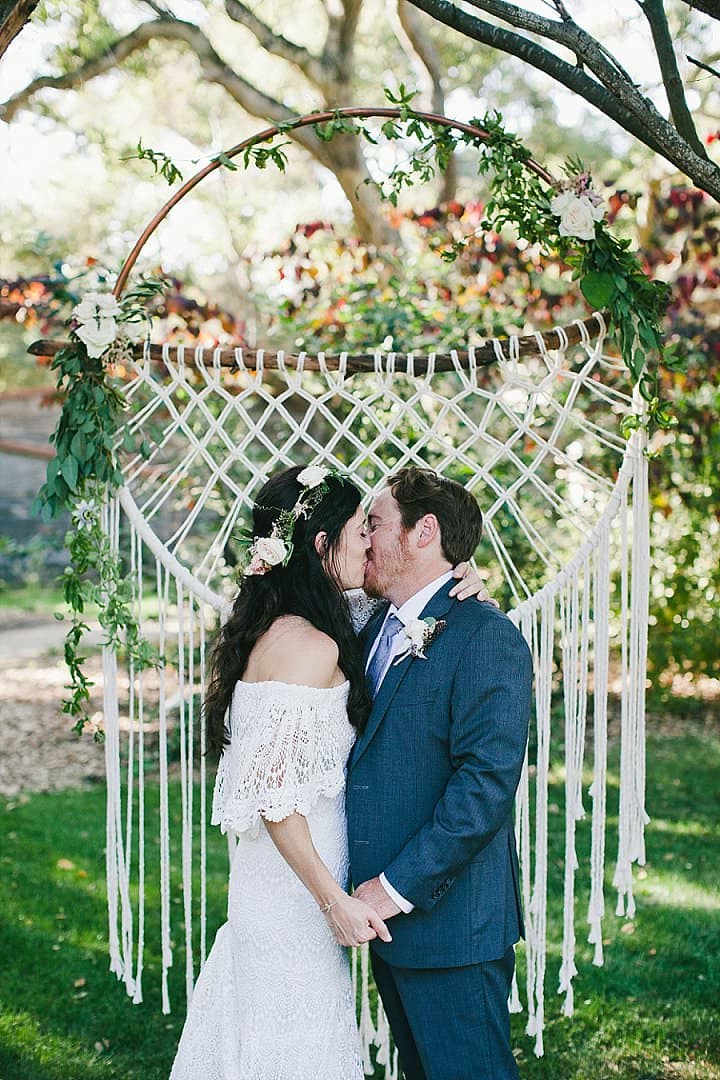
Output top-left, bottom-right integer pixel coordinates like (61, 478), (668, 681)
(366, 613), (403, 695)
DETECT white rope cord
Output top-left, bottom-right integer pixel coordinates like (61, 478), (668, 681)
(614, 429), (650, 916)
(120, 342), (630, 584)
(132, 526), (147, 1005)
(100, 328), (650, 1061)
(358, 942), (376, 1073)
(199, 602), (208, 965)
(526, 592), (554, 1057)
(176, 581), (195, 1002)
(588, 523), (611, 966)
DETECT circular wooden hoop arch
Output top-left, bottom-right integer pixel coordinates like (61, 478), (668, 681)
(114, 106), (556, 297)
(26, 107), (607, 372)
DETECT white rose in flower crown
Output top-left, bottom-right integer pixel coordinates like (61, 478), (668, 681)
(297, 465), (329, 489)
(75, 317), (119, 359)
(73, 292), (122, 323)
(550, 192), (604, 242)
(253, 536), (288, 566)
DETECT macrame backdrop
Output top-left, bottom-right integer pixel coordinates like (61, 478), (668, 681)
(101, 316), (649, 1066)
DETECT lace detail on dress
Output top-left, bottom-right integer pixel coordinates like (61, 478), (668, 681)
(344, 588), (382, 633)
(211, 681), (355, 837)
(171, 679), (364, 1080)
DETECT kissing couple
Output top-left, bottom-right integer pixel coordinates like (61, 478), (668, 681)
(170, 463), (532, 1080)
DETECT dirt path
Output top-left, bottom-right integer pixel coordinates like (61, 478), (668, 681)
(0, 611), (106, 797)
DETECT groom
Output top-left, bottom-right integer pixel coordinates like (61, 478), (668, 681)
(347, 467), (532, 1080)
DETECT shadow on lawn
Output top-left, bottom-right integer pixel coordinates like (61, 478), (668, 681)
(1, 728), (719, 1080)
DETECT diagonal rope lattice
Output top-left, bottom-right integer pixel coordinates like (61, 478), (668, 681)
(102, 316), (649, 1065)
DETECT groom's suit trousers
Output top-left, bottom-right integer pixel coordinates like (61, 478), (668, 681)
(371, 948), (518, 1080)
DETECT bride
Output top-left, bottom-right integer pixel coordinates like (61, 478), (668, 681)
(169, 464), (485, 1080)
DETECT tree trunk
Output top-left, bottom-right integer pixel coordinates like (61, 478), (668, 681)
(313, 131), (398, 247)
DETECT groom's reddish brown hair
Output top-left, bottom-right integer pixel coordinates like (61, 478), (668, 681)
(387, 466), (484, 565)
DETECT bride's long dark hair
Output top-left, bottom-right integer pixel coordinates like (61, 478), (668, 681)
(205, 466), (372, 755)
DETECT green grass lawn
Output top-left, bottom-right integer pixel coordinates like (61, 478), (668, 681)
(1, 727), (718, 1080)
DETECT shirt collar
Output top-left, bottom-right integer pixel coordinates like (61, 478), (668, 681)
(389, 570), (455, 627)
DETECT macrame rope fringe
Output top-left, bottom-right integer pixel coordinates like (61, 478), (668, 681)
(102, 333), (649, 1062)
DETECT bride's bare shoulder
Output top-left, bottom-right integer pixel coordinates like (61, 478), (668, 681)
(246, 616), (340, 687)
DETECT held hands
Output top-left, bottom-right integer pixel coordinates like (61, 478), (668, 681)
(322, 893), (392, 948)
(353, 877), (402, 919)
(450, 562), (499, 607)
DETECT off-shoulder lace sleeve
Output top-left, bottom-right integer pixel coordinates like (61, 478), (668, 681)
(211, 682), (353, 836)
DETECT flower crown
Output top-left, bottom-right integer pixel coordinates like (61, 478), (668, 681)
(243, 465), (343, 576)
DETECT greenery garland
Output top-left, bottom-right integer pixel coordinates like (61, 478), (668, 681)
(41, 93), (674, 736)
(35, 280), (164, 738)
(309, 87), (675, 432)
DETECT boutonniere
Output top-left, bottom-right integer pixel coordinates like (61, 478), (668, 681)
(394, 617), (447, 664)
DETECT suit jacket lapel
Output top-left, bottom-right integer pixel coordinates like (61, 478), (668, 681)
(350, 582), (457, 769)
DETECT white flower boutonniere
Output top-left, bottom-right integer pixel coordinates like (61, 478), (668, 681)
(394, 616), (446, 665)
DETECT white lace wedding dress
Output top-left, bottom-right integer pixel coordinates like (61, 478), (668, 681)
(169, 679), (364, 1080)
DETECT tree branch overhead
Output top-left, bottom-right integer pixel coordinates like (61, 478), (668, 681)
(405, 0), (720, 200)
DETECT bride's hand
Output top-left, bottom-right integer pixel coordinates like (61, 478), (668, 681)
(450, 561), (499, 606)
(323, 894), (392, 947)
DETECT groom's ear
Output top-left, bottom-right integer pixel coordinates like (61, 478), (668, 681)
(416, 513), (440, 549)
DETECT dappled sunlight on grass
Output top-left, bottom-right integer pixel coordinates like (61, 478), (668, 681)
(635, 870), (720, 910)
(1, 730), (719, 1079)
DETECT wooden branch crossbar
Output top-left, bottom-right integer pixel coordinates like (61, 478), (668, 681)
(28, 314), (607, 373)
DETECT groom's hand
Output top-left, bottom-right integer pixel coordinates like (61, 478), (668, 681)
(354, 877), (402, 919)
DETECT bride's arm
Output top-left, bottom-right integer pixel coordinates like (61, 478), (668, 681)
(251, 622), (391, 947)
(263, 814), (391, 947)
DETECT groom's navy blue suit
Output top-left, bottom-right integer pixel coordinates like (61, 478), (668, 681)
(346, 583), (532, 1079)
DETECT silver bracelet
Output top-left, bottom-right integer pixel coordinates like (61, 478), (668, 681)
(319, 899), (340, 913)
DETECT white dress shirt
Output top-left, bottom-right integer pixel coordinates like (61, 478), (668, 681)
(366, 570), (455, 914)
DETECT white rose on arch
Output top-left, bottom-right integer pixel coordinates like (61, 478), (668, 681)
(253, 536), (288, 566)
(297, 465), (329, 489)
(73, 292), (122, 323)
(75, 317), (119, 359)
(550, 191), (604, 242)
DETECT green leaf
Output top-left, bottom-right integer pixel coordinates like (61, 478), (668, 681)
(580, 271), (617, 309)
(60, 454), (79, 492)
(214, 150), (238, 171)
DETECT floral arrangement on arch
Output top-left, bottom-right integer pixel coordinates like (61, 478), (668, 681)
(34, 278), (164, 737)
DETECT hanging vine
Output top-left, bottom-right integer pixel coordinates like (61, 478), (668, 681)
(35, 280), (165, 737)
